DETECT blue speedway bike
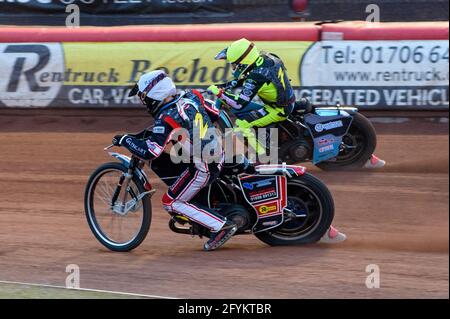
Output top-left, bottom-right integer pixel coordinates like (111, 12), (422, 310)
(212, 84), (382, 170)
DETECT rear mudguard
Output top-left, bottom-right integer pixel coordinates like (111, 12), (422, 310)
(305, 108), (355, 164)
(108, 152), (152, 191)
(238, 163), (307, 233)
(255, 164), (306, 177)
(314, 106), (358, 117)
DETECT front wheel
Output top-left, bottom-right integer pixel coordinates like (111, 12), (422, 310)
(316, 112), (377, 171)
(84, 162), (152, 252)
(255, 173), (334, 246)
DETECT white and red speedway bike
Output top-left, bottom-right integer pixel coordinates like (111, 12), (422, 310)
(85, 145), (335, 252)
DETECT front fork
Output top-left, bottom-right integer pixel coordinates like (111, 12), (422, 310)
(111, 156), (140, 214)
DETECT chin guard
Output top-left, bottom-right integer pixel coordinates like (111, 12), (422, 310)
(215, 48), (228, 60)
(128, 84), (139, 97)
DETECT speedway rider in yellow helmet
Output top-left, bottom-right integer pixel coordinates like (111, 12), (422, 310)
(208, 38), (303, 158)
(209, 39), (346, 244)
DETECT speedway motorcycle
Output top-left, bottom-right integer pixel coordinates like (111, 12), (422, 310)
(84, 144), (335, 252)
(211, 83), (380, 170)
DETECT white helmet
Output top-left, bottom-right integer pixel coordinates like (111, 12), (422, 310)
(129, 70), (177, 116)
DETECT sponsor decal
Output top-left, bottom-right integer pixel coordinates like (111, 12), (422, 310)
(318, 144), (334, 153)
(262, 220), (278, 226)
(242, 89), (253, 97)
(126, 138), (146, 155)
(254, 179), (275, 188)
(243, 182), (254, 190)
(229, 80), (238, 87)
(314, 120), (343, 133)
(170, 169), (191, 194)
(248, 189), (278, 202)
(258, 204), (278, 215)
(318, 137), (335, 146)
(146, 140), (162, 154)
(239, 94), (251, 102)
(153, 126), (166, 134)
(241, 177), (279, 202)
(244, 82), (256, 90)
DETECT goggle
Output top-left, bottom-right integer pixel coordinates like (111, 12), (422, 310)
(129, 72), (167, 105)
(215, 42), (255, 65)
(140, 73), (167, 101)
(137, 91), (147, 105)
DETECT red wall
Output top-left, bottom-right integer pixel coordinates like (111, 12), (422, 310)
(0, 23), (320, 42)
(0, 22), (447, 42)
(321, 22), (449, 40)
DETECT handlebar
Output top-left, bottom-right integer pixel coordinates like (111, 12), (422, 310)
(196, 80), (237, 96)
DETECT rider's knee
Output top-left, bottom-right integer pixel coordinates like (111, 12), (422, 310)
(236, 119), (252, 129)
(162, 192), (175, 211)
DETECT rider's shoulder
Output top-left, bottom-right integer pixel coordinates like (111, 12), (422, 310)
(178, 91), (203, 110)
(267, 52), (281, 59)
(182, 89), (204, 103)
(251, 53), (277, 69)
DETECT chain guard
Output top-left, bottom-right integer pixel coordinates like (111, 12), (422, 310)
(279, 139), (313, 165)
(219, 204), (253, 234)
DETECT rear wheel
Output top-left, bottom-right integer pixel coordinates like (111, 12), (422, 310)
(255, 173), (334, 246)
(317, 113), (376, 170)
(84, 162), (152, 252)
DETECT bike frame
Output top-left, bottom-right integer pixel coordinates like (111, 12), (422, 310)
(105, 143), (308, 235)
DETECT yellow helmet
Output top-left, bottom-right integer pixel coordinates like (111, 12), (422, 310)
(215, 38), (260, 66)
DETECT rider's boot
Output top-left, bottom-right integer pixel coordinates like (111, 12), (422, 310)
(319, 225), (347, 244)
(364, 154), (386, 169)
(204, 221), (238, 252)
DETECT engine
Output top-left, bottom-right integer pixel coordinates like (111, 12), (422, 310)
(219, 204), (253, 234)
(279, 139), (313, 164)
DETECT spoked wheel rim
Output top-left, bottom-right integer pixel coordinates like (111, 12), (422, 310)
(270, 183), (323, 241)
(334, 125), (366, 164)
(87, 169), (145, 248)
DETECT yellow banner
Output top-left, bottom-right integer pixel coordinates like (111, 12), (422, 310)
(62, 41), (312, 87)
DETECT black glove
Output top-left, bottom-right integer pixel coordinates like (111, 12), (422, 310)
(117, 135), (152, 160)
(295, 98), (314, 114)
(217, 80), (240, 90)
(112, 134), (125, 146)
(244, 163), (257, 175)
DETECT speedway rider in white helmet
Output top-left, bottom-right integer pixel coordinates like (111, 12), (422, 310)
(113, 70), (238, 251)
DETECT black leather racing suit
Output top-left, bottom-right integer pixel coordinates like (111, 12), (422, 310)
(120, 90), (226, 232)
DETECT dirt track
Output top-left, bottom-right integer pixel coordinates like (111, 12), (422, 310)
(0, 110), (448, 299)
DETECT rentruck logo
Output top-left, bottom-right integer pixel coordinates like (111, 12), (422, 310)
(0, 44), (64, 107)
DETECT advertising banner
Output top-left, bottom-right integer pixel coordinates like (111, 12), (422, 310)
(300, 41), (449, 109)
(0, 40), (448, 109)
(0, 41), (311, 108)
